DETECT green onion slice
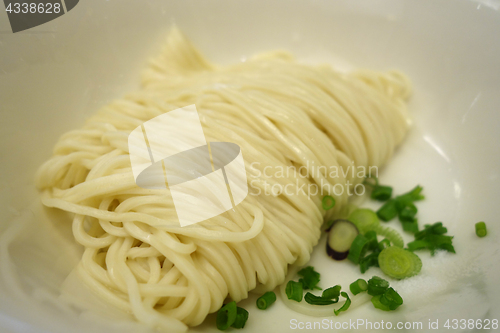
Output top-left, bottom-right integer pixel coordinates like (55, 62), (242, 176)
(231, 307), (249, 329)
(349, 209), (380, 234)
(406, 240), (431, 252)
(347, 234), (369, 264)
(377, 185), (424, 222)
(398, 203), (418, 222)
(256, 291), (276, 310)
(378, 246), (422, 279)
(375, 226), (404, 248)
(402, 220), (419, 234)
(367, 276), (389, 296)
(378, 239), (391, 251)
(322, 195), (336, 210)
(377, 200), (398, 222)
(380, 287), (403, 310)
(285, 281), (303, 302)
(297, 266), (321, 290)
(415, 222), (447, 238)
(321, 285), (341, 301)
(475, 221), (487, 237)
(348, 209), (404, 248)
(216, 301), (237, 330)
(304, 292), (337, 305)
(425, 234), (454, 247)
(371, 185), (393, 201)
(349, 279), (368, 295)
(436, 243), (455, 254)
(364, 230), (379, 251)
(334, 292), (351, 316)
(359, 251), (380, 274)
(397, 185), (425, 203)
(371, 294), (391, 311)
(410, 222), (455, 255)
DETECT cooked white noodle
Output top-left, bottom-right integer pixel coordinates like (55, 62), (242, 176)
(35, 27), (411, 331)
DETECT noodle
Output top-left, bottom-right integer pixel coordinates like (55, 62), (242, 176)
(35, 27), (411, 331)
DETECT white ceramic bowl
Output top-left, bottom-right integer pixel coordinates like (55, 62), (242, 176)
(1, 1), (499, 332)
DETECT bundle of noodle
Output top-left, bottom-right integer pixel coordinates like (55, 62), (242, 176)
(36, 28), (411, 331)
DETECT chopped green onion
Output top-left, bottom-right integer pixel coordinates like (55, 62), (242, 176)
(430, 223), (448, 235)
(415, 222), (447, 239)
(475, 221), (487, 237)
(397, 185), (425, 203)
(371, 185), (393, 201)
(365, 230), (378, 240)
(425, 236), (453, 253)
(377, 185), (424, 222)
(378, 239), (391, 251)
(377, 200), (398, 222)
(371, 295), (391, 311)
(321, 285), (341, 301)
(378, 246), (422, 279)
(364, 230), (379, 251)
(304, 292), (337, 305)
(398, 203), (418, 222)
(285, 281), (303, 302)
(359, 251), (380, 274)
(256, 291), (276, 310)
(406, 239), (431, 252)
(231, 307), (249, 329)
(349, 279), (368, 295)
(348, 208), (380, 234)
(436, 243), (455, 254)
(402, 220), (419, 234)
(376, 226), (404, 248)
(297, 266), (321, 290)
(334, 292), (351, 316)
(380, 287), (403, 310)
(347, 234), (369, 264)
(348, 208), (404, 248)
(364, 177), (393, 201)
(322, 195), (336, 210)
(409, 222), (455, 255)
(425, 234), (454, 246)
(355, 231), (381, 274)
(216, 301), (237, 330)
(367, 276), (389, 296)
